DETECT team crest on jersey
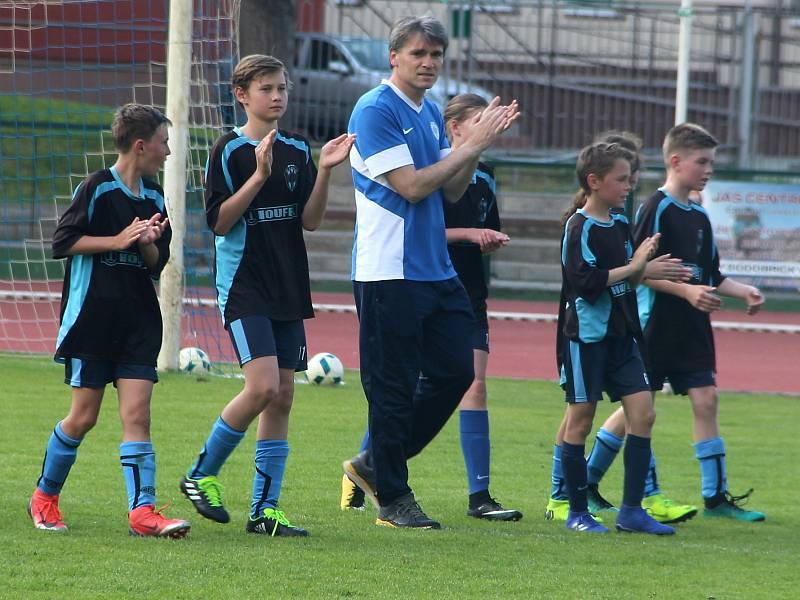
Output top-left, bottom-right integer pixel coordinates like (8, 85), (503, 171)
(429, 121), (439, 140)
(478, 197), (489, 225)
(284, 164), (299, 191)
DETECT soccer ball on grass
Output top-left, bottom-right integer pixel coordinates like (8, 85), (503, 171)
(179, 346), (211, 374)
(305, 352), (344, 385)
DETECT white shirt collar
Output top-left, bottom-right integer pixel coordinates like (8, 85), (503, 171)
(381, 78), (424, 114)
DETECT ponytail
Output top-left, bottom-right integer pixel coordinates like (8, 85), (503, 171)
(561, 189), (588, 226)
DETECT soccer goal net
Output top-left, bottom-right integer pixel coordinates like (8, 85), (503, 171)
(0, 0), (240, 370)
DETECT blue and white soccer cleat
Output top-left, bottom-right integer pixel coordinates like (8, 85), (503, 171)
(565, 511), (609, 533)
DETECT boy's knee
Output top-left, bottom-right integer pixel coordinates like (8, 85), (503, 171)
(566, 416), (593, 441)
(65, 415), (97, 437)
(247, 383), (280, 411)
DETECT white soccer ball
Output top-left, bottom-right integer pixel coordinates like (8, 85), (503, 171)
(305, 352), (344, 385)
(179, 346), (211, 374)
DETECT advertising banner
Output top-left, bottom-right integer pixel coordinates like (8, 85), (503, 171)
(703, 180), (800, 291)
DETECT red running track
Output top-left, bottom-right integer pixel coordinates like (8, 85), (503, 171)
(305, 292), (800, 396)
(2, 283), (797, 395)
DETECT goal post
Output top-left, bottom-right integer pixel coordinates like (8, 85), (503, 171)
(158, 0), (193, 371)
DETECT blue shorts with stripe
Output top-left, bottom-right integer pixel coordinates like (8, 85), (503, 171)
(64, 358), (158, 388)
(227, 315), (307, 371)
(560, 335), (650, 403)
(650, 370), (716, 395)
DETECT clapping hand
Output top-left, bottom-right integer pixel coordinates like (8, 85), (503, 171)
(138, 213), (170, 246)
(319, 133), (357, 170)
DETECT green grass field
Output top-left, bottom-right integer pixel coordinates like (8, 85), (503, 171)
(3, 355), (798, 599)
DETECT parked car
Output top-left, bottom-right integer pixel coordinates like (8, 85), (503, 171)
(288, 32), (493, 139)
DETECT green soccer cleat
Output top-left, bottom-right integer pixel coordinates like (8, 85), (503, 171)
(587, 485), (619, 515)
(704, 489), (765, 522)
(545, 498), (604, 523)
(545, 498), (569, 521)
(246, 507), (309, 537)
(180, 475), (230, 523)
(642, 493), (698, 524)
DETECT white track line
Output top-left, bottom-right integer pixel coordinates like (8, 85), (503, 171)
(4, 291), (799, 334)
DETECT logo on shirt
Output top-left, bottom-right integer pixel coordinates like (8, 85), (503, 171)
(683, 261), (703, 284)
(429, 121), (439, 140)
(245, 204), (298, 224)
(696, 228), (704, 255)
(478, 197), (489, 226)
(403, 127), (414, 135)
(609, 281), (631, 297)
(100, 251), (145, 269)
(284, 164), (299, 192)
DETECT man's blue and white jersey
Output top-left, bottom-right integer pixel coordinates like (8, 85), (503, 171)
(348, 79), (456, 282)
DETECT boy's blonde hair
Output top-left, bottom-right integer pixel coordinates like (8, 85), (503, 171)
(662, 123), (718, 164)
(111, 104), (171, 152)
(231, 54), (292, 103)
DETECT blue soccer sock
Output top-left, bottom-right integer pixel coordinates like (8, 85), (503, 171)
(359, 428), (370, 452)
(586, 427), (624, 486)
(694, 437), (728, 499)
(561, 442), (588, 513)
(188, 416), (245, 479)
(250, 439), (290, 517)
(643, 452), (662, 497)
(37, 421), (82, 496)
(120, 441), (156, 511)
(622, 434), (651, 507)
(549, 444), (567, 501)
(459, 409), (491, 495)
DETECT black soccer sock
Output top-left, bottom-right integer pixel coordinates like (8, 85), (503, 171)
(622, 434), (652, 507)
(469, 489), (491, 509)
(561, 442), (588, 513)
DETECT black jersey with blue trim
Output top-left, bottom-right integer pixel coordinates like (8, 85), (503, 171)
(205, 127), (317, 325)
(51, 168), (170, 366)
(634, 188), (725, 373)
(558, 209), (641, 354)
(443, 162), (500, 311)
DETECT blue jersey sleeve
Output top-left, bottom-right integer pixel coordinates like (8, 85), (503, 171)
(354, 104), (414, 177)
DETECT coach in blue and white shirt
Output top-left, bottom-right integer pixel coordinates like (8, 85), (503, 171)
(342, 15), (520, 529)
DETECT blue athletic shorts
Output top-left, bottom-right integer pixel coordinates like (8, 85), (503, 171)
(649, 370), (716, 395)
(560, 336), (650, 403)
(227, 315), (307, 371)
(64, 358), (157, 388)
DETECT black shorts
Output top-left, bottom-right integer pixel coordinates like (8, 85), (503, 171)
(650, 370), (716, 395)
(64, 358), (157, 388)
(560, 336), (650, 403)
(472, 307), (489, 353)
(227, 315), (308, 371)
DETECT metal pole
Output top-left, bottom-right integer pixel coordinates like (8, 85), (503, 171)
(738, 1), (756, 169)
(675, 0), (693, 124)
(158, 0), (192, 371)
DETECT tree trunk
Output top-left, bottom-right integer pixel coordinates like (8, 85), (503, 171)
(238, 0), (295, 65)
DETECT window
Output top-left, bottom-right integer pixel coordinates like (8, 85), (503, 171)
(308, 40), (345, 71)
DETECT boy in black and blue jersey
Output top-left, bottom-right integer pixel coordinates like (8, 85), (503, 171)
(632, 124), (766, 521)
(180, 54), (355, 537)
(30, 104), (190, 538)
